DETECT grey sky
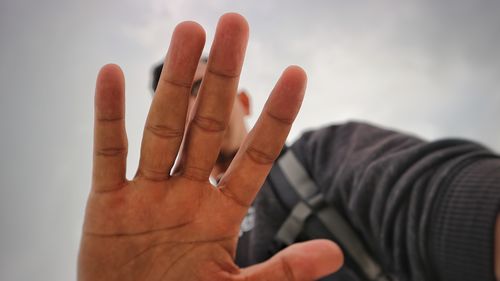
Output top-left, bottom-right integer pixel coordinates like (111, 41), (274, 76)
(1, 0), (499, 280)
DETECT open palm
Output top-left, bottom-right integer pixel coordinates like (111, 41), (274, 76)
(78, 13), (343, 281)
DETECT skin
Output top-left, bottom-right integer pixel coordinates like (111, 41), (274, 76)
(185, 61), (251, 179)
(79, 12), (500, 280)
(78, 13), (343, 281)
(191, 42), (500, 281)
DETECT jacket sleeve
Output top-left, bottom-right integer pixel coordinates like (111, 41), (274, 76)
(290, 121), (500, 281)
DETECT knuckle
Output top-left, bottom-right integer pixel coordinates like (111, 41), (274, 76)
(146, 124), (183, 139)
(160, 77), (192, 89)
(266, 110), (294, 125)
(192, 115), (226, 133)
(245, 146), (276, 165)
(207, 67), (239, 79)
(280, 256), (298, 281)
(95, 146), (127, 157)
(92, 181), (126, 194)
(137, 167), (169, 182)
(96, 116), (123, 123)
(218, 185), (250, 209)
(181, 166), (210, 182)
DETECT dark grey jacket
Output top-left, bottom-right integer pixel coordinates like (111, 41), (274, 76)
(235, 122), (500, 281)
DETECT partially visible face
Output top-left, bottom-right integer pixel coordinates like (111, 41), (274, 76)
(187, 61), (207, 117)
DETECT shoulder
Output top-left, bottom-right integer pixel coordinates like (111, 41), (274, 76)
(294, 121), (421, 149)
(290, 121), (423, 170)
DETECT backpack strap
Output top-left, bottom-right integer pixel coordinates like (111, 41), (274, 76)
(272, 150), (390, 281)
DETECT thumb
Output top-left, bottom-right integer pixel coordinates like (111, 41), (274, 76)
(240, 239), (343, 281)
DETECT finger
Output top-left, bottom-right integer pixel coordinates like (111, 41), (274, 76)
(92, 64), (127, 192)
(177, 13), (249, 181)
(218, 66), (306, 208)
(240, 240), (344, 281)
(137, 22), (205, 181)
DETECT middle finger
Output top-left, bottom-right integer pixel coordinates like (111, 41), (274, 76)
(177, 13), (249, 182)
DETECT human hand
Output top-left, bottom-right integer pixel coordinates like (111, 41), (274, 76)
(78, 13), (343, 281)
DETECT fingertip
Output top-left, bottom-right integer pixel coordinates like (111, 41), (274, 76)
(95, 64), (125, 116)
(240, 239), (343, 281)
(266, 65), (307, 120)
(100, 63), (122, 72)
(97, 64), (124, 85)
(163, 21), (206, 84)
(284, 65), (307, 82)
(313, 239), (344, 271)
(96, 64), (125, 96)
(281, 65), (307, 94)
(218, 12), (249, 35)
(285, 240), (344, 278)
(208, 12), (249, 77)
(173, 20), (206, 45)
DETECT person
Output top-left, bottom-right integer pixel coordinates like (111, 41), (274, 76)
(78, 13), (500, 281)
